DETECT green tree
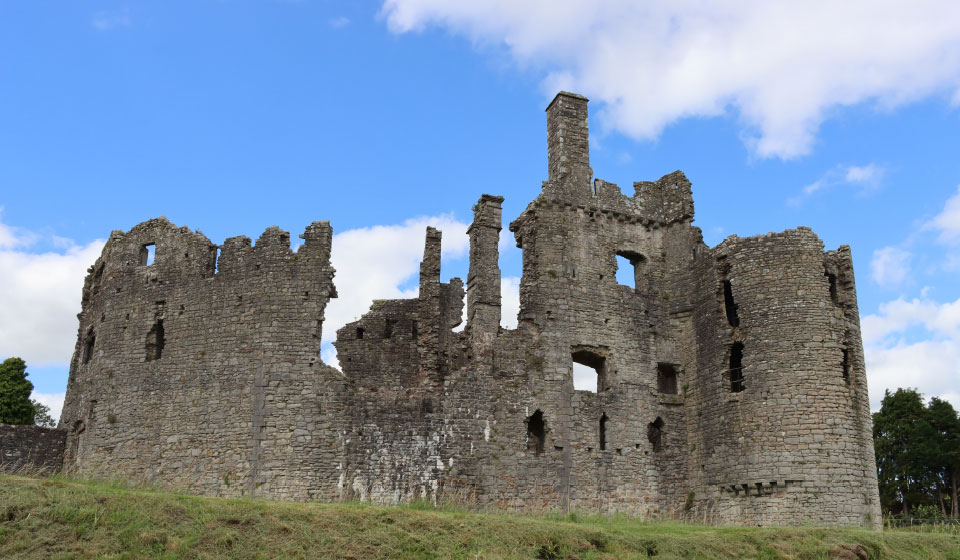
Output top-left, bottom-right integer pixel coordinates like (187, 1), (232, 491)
(0, 357), (36, 425)
(925, 397), (960, 517)
(872, 388), (935, 515)
(31, 399), (56, 428)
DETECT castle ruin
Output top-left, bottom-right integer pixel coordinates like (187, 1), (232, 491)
(56, 92), (882, 527)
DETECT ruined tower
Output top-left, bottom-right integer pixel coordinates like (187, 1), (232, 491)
(55, 92), (881, 527)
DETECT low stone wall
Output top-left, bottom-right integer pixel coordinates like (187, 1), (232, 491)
(0, 424), (67, 473)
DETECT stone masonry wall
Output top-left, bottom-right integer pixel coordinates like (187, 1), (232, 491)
(58, 91), (881, 527)
(0, 425), (66, 473)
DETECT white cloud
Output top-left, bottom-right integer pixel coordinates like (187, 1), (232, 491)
(930, 185), (960, 243)
(323, 215), (469, 343)
(381, 1), (960, 159)
(862, 295), (960, 411)
(30, 392), (65, 426)
(870, 246), (911, 288)
(0, 213), (105, 366)
(789, 163), (886, 205)
(91, 10), (131, 31)
(329, 16), (351, 28)
(500, 276), (520, 330)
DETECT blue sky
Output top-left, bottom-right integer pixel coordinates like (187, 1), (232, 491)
(1, 1), (959, 420)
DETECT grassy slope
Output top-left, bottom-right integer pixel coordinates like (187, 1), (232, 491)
(1, 476), (958, 560)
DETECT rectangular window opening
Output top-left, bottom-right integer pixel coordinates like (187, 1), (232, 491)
(572, 349), (606, 392)
(826, 271), (838, 304)
(723, 280), (740, 327)
(615, 251), (645, 291)
(729, 342), (744, 392)
(599, 413), (608, 451)
(356, 326), (364, 340)
(383, 318), (396, 339)
(82, 331), (96, 364)
(841, 348), (850, 382)
(657, 363), (679, 394)
(526, 410), (545, 456)
(146, 319), (165, 362)
(139, 243), (156, 266)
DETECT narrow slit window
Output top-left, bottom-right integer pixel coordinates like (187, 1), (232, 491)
(411, 320), (418, 340)
(723, 280), (740, 327)
(647, 417), (664, 452)
(145, 320), (165, 361)
(139, 243), (156, 266)
(82, 330), (96, 364)
(526, 410), (545, 456)
(599, 413), (608, 451)
(572, 349), (606, 392)
(657, 363), (679, 394)
(841, 348), (850, 382)
(729, 342), (744, 392)
(826, 271), (838, 304)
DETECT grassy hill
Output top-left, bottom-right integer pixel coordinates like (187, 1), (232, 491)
(1, 475), (958, 559)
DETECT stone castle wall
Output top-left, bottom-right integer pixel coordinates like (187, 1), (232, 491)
(57, 92), (882, 527)
(0, 425), (66, 473)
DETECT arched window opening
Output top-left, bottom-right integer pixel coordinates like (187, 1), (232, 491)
(657, 363), (679, 394)
(599, 413), (609, 451)
(572, 348), (606, 392)
(146, 320), (165, 361)
(526, 410), (545, 456)
(647, 417), (664, 452)
(615, 250), (646, 291)
(82, 330), (96, 364)
(139, 243), (156, 266)
(729, 342), (744, 392)
(723, 280), (740, 327)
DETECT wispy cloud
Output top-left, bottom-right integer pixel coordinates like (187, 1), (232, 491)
(870, 246), (912, 288)
(329, 16), (351, 29)
(381, 1), (960, 159)
(789, 163), (886, 205)
(929, 184), (960, 244)
(91, 9), (131, 32)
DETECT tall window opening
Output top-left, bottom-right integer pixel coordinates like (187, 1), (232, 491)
(139, 243), (156, 266)
(723, 280), (740, 327)
(826, 271), (838, 304)
(615, 251), (645, 291)
(145, 320), (165, 361)
(599, 413), (609, 451)
(657, 363), (679, 394)
(729, 342), (744, 392)
(383, 318), (396, 339)
(647, 417), (664, 452)
(526, 410), (545, 456)
(356, 327), (364, 340)
(82, 329), (96, 364)
(572, 348), (606, 392)
(841, 348), (850, 382)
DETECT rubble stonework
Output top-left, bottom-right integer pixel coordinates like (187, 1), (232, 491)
(0, 424), (66, 473)
(59, 92), (882, 527)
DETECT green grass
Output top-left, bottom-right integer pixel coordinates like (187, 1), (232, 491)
(1, 475), (958, 559)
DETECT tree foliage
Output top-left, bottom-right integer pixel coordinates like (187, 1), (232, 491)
(31, 399), (56, 428)
(873, 388), (960, 517)
(0, 357), (36, 425)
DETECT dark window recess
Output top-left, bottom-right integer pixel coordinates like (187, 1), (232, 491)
(826, 271), (838, 304)
(526, 410), (546, 456)
(572, 349), (606, 392)
(384, 318), (396, 339)
(599, 413), (609, 451)
(657, 363), (679, 394)
(139, 243), (156, 266)
(647, 417), (664, 452)
(82, 331), (96, 364)
(411, 320), (418, 340)
(723, 280), (740, 327)
(356, 327), (364, 340)
(842, 348), (850, 382)
(615, 250), (646, 291)
(729, 342), (745, 392)
(145, 320), (165, 361)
